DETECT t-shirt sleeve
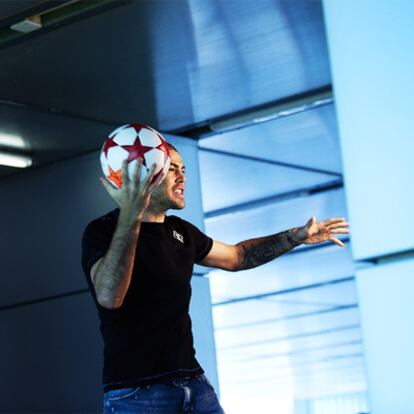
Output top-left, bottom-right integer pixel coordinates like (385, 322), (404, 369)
(181, 219), (213, 263)
(81, 218), (114, 279)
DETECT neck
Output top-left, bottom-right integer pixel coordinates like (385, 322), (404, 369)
(141, 208), (166, 223)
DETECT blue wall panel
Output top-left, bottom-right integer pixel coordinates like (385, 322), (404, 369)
(323, 0), (414, 260)
(356, 259), (414, 414)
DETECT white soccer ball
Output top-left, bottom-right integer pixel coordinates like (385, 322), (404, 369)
(100, 124), (171, 188)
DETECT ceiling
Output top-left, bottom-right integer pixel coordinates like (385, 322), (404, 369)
(0, 0), (331, 175)
(0, 0), (367, 407)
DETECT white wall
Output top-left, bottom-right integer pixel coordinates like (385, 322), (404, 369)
(323, 1), (414, 412)
(356, 259), (414, 414)
(323, 0), (414, 261)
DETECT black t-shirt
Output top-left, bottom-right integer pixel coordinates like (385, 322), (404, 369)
(81, 209), (213, 392)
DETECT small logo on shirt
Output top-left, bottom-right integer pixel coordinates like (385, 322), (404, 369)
(173, 230), (184, 243)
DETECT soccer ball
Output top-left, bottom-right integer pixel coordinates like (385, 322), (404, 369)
(100, 124), (171, 188)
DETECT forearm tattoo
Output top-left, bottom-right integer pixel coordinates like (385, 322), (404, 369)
(238, 230), (302, 271)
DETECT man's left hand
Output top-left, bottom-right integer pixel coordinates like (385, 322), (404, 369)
(293, 217), (350, 248)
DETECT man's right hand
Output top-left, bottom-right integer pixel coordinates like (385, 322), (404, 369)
(100, 158), (164, 224)
(93, 159), (164, 308)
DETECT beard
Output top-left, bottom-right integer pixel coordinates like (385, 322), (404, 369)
(149, 188), (184, 212)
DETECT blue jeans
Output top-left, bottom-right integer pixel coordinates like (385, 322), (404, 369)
(103, 374), (225, 413)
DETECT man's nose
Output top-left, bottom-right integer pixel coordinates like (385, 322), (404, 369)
(177, 171), (186, 182)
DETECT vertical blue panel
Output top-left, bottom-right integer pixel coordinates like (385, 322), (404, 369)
(0, 294), (102, 413)
(165, 135), (220, 392)
(356, 259), (414, 414)
(323, 2), (414, 411)
(323, 0), (414, 260)
(190, 276), (220, 398)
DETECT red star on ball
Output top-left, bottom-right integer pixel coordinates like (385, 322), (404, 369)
(102, 138), (118, 157)
(107, 165), (123, 188)
(123, 139), (154, 164)
(156, 139), (170, 162)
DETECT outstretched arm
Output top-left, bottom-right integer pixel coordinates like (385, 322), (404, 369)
(198, 217), (350, 271)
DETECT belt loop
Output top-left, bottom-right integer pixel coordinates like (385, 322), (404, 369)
(182, 385), (192, 412)
(171, 378), (193, 412)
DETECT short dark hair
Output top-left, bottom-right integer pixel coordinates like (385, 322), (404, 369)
(167, 142), (178, 153)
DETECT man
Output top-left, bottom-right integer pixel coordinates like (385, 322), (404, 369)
(82, 144), (350, 413)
